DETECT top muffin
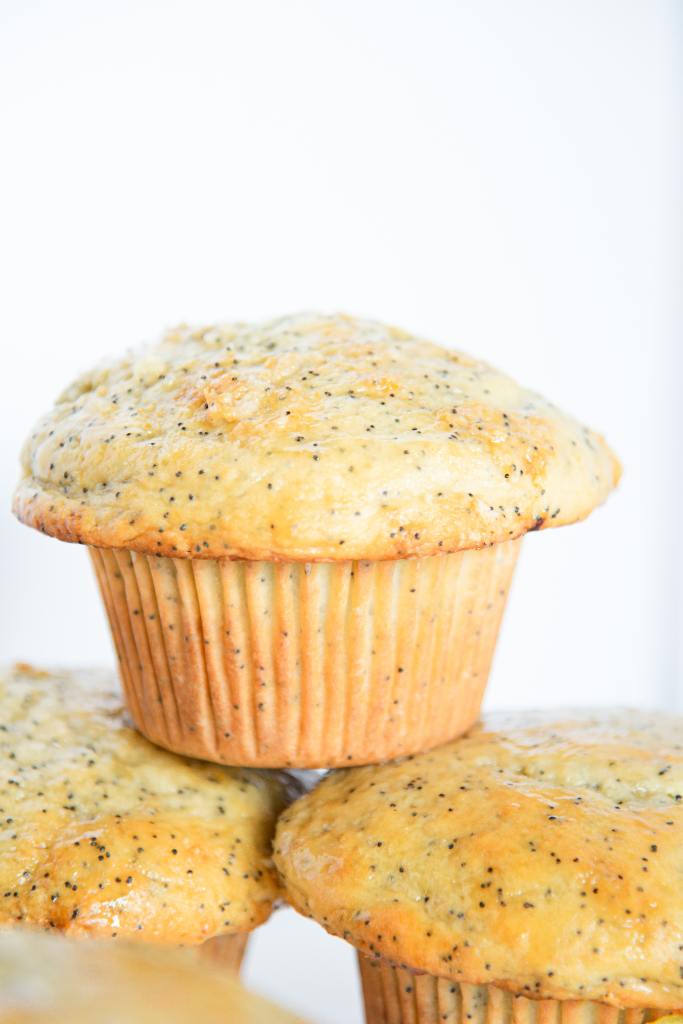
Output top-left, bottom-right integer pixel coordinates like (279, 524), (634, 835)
(14, 313), (619, 561)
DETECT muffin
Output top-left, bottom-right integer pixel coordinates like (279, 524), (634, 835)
(14, 314), (619, 767)
(0, 930), (307, 1023)
(275, 710), (683, 1024)
(0, 663), (300, 969)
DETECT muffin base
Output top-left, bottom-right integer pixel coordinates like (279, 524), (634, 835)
(198, 932), (249, 973)
(358, 957), (660, 1024)
(90, 540), (519, 768)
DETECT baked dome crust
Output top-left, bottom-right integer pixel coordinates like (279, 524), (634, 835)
(0, 664), (299, 945)
(275, 710), (683, 1010)
(14, 313), (619, 561)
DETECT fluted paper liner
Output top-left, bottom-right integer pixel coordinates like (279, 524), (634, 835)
(90, 540), (519, 768)
(358, 957), (660, 1024)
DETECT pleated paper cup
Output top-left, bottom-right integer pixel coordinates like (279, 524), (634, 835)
(198, 932), (250, 974)
(358, 957), (662, 1024)
(90, 539), (520, 768)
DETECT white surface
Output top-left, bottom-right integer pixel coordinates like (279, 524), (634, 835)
(0, 3), (680, 1022)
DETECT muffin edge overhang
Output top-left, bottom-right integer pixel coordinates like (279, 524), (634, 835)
(12, 313), (621, 562)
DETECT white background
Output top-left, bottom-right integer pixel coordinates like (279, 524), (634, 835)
(0, 3), (680, 1022)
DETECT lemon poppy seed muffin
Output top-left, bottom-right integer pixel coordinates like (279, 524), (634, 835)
(0, 664), (300, 968)
(275, 709), (683, 1024)
(14, 314), (619, 767)
(0, 931), (307, 1023)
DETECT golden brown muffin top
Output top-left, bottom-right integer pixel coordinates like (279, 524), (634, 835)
(275, 710), (683, 1010)
(0, 664), (299, 945)
(0, 931), (305, 1023)
(14, 313), (619, 561)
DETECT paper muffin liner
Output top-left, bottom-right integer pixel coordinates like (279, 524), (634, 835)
(198, 932), (249, 974)
(90, 539), (519, 768)
(358, 957), (661, 1024)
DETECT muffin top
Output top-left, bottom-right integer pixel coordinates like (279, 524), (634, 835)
(0, 931), (305, 1023)
(0, 664), (299, 944)
(275, 709), (683, 1010)
(14, 313), (619, 561)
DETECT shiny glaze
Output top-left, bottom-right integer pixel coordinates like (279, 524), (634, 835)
(276, 710), (683, 1010)
(0, 664), (298, 944)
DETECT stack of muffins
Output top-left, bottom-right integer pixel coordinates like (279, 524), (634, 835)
(7, 313), (682, 1024)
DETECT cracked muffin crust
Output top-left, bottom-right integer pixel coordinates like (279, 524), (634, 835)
(0, 664), (299, 945)
(14, 313), (619, 561)
(275, 710), (683, 1012)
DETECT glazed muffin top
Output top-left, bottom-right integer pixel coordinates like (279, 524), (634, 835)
(0, 664), (299, 945)
(0, 931), (305, 1023)
(275, 709), (683, 1011)
(14, 313), (619, 561)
